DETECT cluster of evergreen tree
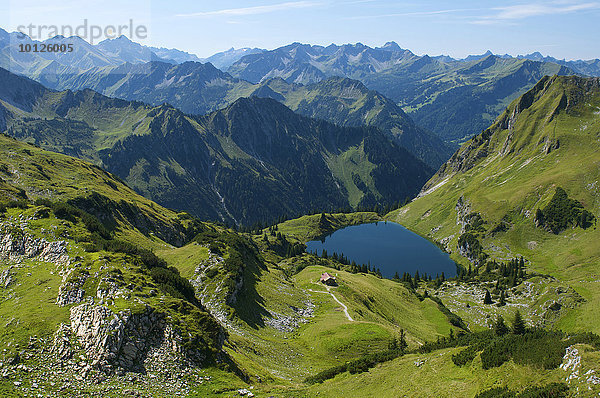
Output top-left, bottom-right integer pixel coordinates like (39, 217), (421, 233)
(310, 249), (384, 277)
(394, 270), (445, 289)
(535, 187), (595, 233)
(474, 383), (569, 398)
(480, 256), (527, 292)
(420, 310), (600, 373)
(262, 227), (305, 257)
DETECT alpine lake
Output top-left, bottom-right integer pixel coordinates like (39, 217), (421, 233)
(306, 222), (457, 278)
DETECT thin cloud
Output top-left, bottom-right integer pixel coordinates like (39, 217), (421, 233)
(473, 2), (600, 24)
(176, 1), (321, 17)
(347, 8), (477, 20)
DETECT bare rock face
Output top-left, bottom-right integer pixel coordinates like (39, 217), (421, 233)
(65, 302), (203, 373)
(455, 196), (472, 233)
(0, 226), (70, 265)
(52, 323), (74, 360)
(56, 270), (88, 306)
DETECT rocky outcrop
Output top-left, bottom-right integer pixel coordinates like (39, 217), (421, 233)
(64, 301), (203, 373)
(455, 196), (472, 233)
(0, 225), (70, 266)
(56, 270), (88, 306)
(0, 266), (14, 288)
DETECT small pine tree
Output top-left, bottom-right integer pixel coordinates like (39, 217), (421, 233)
(399, 329), (408, 351)
(512, 310), (526, 335)
(498, 290), (506, 307)
(494, 315), (509, 336)
(483, 289), (493, 304)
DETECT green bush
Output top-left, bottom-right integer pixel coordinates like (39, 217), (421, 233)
(536, 187), (595, 233)
(475, 383), (568, 398)
(452, 345), (479, 366)
(304, 348), (404, 384)
(150, 266), (196, 302)
(475, 387), (514, 398)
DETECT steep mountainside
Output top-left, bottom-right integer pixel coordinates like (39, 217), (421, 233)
(389, 75), (600, 334)
(0, 136), (465, 397)
(253, 77), (454, 167)
(0, 134), (232, 392)
(41, 63), (450, 168)
(1, 76), (599, 397)
(0, 68), (433, 225)
(228, 42), (574, 142)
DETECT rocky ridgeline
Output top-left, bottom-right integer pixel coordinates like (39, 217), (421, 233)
(0, 219), (221, 383)
(193, 250), (234, 330)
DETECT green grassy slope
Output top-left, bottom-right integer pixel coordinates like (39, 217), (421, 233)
(0, 135), (239, 396)
(388, 75), (600, 334)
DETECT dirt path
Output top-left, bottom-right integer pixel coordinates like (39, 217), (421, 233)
(308, 285), (353, 321)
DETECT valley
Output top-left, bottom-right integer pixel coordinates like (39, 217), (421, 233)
(0, 15), (599, 398)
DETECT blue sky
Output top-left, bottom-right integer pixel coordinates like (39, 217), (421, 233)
(1, 0), (599, 60)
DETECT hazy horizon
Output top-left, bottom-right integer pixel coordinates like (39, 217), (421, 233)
(1, 0), (599, 61)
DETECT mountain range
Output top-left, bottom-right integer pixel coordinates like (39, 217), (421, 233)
(4, 30), (597, 145)
(0, 67), (432, 225)
(227, 42), (577, 142)
(3, 24), (600, 397)
(1, 73), (600, 397)
(0, 28), (200, 80)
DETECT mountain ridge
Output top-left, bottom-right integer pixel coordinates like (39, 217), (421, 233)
(0, 66), (433, 225)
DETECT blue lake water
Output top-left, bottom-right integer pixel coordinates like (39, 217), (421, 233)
(306, 222), (457, 278)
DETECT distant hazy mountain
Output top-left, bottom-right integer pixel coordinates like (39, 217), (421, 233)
(229, 42), (575, 142)
(148, 46), (201, 64)
(0, 67), (433, 224)
(0, 28), (200, 79)
(47, 60), (255, 115)
(517, 52), (600, 77)
(227, 41), (416, 85)
(201, 47), (265, 70)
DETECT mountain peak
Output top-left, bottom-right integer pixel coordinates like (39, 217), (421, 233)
(381, 41), (402, 51)
(115, 35), (133, 42)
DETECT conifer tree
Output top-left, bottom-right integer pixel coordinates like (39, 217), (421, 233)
(399, 329), (408, 351)
(494, 315), (509, 336)
(483, 289), (493, 304)
(512, 310), (526, 335)
(498, 290), (506, 306)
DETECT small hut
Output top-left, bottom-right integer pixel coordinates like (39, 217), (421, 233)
(319, 272), (337, 286)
